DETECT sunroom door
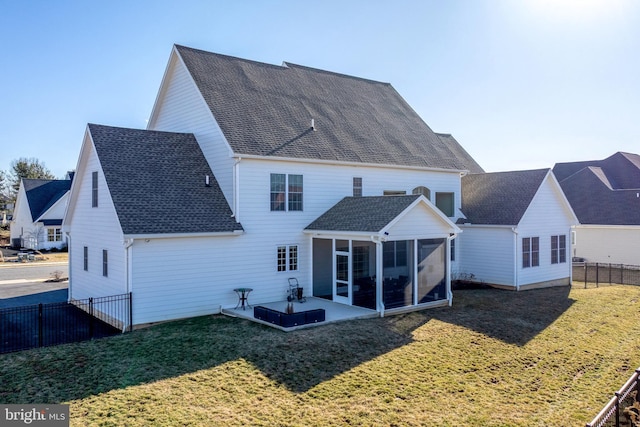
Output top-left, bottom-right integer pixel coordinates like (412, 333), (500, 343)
(334, 240), (351, 304)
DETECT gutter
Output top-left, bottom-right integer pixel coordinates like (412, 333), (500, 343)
(123, 230), (244, 240)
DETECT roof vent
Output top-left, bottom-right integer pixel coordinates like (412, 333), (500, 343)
(205, 175), (211, 187)
(311, 118), (316, 131)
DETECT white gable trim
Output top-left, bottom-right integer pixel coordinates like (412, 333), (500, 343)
(382, 195), (461, 236)
(519, 170), (579, 227)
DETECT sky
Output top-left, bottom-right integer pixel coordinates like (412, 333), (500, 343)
(1, 0), (639, 178)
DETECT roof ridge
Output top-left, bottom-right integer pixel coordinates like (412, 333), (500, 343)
(174, 44), (286, 71)
(282, 61), (392, 86)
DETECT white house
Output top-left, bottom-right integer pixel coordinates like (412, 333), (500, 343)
(553, 152), (640, 265)
(63, 45), (487, 326)
(10, 177), (72, 250)
(63, 45), (575, 327)
(456, 169), (579, 290)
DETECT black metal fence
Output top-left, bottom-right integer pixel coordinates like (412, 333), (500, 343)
(573, 263), (640, 288)
(0, 292), (132, 354)
(587, 368), (640, 427)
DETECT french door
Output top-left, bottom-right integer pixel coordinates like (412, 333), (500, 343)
(334, 240), (351, 304)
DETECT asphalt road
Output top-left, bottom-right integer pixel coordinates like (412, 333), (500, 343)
(0, 262), (69, 304)
(0, 263), (68, 282)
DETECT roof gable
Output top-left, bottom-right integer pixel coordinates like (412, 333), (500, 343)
(22, 179), (72, 221)
(461, 169), (549, 225)
(553, 151), (640, 225)
(173, 45), (482, 171)
(304, 195), (458, 235)
(87, 124), (243, 235)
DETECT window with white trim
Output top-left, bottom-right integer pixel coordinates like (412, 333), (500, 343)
(551, 235), (567, 264)
(522, 237), (540, 268)
(270, 174), (303, 211)
(383, 241), (407, 268)
(47, 228), (62, 242)
(435, 192), (454, 217)
(353, 177), (362, 197)
(92, 171), (98, 208)
(277, 245), (298, 272)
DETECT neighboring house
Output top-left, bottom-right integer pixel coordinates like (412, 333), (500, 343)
(553, 152), (640, 265)
(10, 177), (72, 250)
(63, 45), (572, 327)
(456, 169), (579, 290)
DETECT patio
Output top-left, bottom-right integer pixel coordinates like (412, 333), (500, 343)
(222, 297), (378, 331)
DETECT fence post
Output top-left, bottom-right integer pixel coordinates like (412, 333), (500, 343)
(89, 297), (94, 339)
(615, 391), (621, 427)
(128, 292), (133, 332)
(609, 263), (612, 284)
(596, 263), (600, 287)
(38, 303), (43, 348)
(584, 263), (587, 289)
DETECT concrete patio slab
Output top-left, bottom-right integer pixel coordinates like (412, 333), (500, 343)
(222, 297), (378, 331)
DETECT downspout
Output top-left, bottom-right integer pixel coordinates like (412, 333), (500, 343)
(232, 158), (241, 222)
(124, 238), (134, 294)
(446, 233), (455, 306)
(512, 227), (519, 291)
(374, 236), (384, 317)
(65, 233), (72, 301)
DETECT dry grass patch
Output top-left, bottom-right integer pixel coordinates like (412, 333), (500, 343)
(1, 285), (640, 426)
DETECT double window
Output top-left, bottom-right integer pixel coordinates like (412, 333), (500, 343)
(522, 237), (540, 268)
(47, 228), (62, 242)
(551, 235), (567, 264)
(383, 241), (407, 268)
(270, 174), (303, 211)
(277, 245), (298, 272)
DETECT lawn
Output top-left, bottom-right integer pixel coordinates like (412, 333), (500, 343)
(1, 285), (640, 426)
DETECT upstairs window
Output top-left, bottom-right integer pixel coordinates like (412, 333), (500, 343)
(412, 186), (431, 200)
(522, 237), (540, 268)
(83, 246), (88, 271)
(353, 177), (363, 197)
(383, 190), (406, 196)
(91, 171), (98, 207)
(270, 173), (303, 211)
(551, 235), (567, 264)
(435, 192), (454, 217)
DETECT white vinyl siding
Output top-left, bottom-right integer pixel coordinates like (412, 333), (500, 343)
(457, 226), (515, 286)
(517, 174), (575, 287)
(572, 226), (640, 265)
(67, 142), (126, 300)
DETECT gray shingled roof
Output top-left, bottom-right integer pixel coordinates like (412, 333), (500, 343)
(435, 133), (484, 174)
(88, 124), (243, 235)
(175, 45), (482, 171)
(23, 179), (72, 221)
(305, 195), (421, 232)
(553, 152), (640, 225)
(460, 169), (549, 225)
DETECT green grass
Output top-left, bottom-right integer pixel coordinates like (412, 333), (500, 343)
(2, 285), (640, 426)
